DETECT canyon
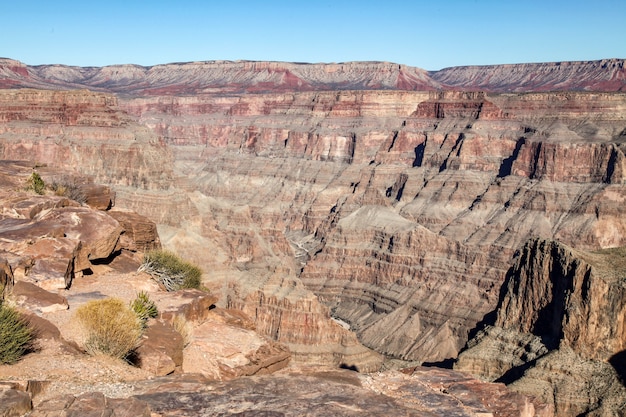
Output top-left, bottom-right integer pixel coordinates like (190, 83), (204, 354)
(0, 57), (625, 415)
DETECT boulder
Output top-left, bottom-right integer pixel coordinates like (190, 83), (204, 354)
(135, 320), (184, 376)
(108, 209), (161, 252)
(0, 387), (32, 417)
(182, 308), (291, 380)
(35, 207), (123, 269)
(0, 258), (13, 298)
(155, 289), (217, 323)
(21, 237), (80, 290)
(11, 280), (69, 314)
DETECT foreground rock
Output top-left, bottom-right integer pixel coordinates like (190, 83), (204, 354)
(129, 367), (550, 417)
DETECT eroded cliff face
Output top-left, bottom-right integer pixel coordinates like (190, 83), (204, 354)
(2, 58), (625, 93)
(455, 238), (626, 416)
(2, 87), (626, 374)
(117, 89), (626, 366)
(0, 60), (625, 398)
(0, 89), (173, 189)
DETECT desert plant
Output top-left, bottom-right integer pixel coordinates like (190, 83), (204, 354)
(26, 172), (45, 195)
(138, 250), (202, 291)
(75, 298), (142, 359)
(0, 302), (34, 364)
(130, 291), (158, 328)
(50, 176), (87, 204)
(172, 314), (193, 347)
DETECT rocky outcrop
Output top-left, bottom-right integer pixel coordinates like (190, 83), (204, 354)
(456, 238), (626, 416)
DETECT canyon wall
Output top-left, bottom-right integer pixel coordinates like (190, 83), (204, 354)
(455, 238), (626, 416)
(1, 58), (626, 414)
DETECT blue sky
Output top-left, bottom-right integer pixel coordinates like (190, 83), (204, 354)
(2, 0), (625, 70)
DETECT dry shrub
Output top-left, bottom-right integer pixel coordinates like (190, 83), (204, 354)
(75, 298), (142, 359)
(0, 302), (34, 364)
(138, 250), (202, 291)
(172, 314), (193, 347)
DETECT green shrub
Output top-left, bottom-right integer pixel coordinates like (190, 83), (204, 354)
(0, 303), (34, 364)
(130, 291), (158, 328)
(138, 250), (202, 291)
(26, 172), (45, 195)
(75, 298), (142, 359)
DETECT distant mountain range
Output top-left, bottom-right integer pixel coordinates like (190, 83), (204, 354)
(1, 58), (624, 94)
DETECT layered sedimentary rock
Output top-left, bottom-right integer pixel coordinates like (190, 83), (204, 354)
(455, 238), (626, 416)
(1, 86), (626, 372)
(2, 58), (625, 93)
(0, 59), (625, 416)
(431, 59), (626, 92)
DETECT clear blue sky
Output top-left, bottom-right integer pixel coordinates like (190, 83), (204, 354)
(2, 0), (625, 70)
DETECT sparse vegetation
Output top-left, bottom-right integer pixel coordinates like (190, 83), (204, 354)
(138, 250), (203, 291)
(172, 314), (193, 347)
(130, 291), (158, 328)
(0, 302), (34, 364)
(75, 298), (142, 359)
(50, 176), (87, 204)
(26, 172), (45, 195)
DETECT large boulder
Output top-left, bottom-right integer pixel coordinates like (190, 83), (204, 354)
(135, 320), (184, 376)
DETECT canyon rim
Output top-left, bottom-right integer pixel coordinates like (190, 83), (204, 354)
(0, 57), (625, 416)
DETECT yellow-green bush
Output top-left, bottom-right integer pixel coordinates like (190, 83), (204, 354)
(26, 172), (45, 195)
(138, 250), (202, 291)
(130, 291), (158, 328)
(0, 302), (34, 364)
(75, 298), (142, 359)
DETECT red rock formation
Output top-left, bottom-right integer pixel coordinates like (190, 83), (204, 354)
(2, 57), (626, 93)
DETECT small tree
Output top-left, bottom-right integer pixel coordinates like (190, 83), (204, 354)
(26, 172), (45, 195)
(138, 250), (202, 291)
(0, 302), (34, 364)
(75, 298), (142, 359)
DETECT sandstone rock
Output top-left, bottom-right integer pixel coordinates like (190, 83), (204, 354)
(35, 207), (123, 268)
(11, 280), (69, 314)
(135, 320), (184, 376)
(20, 237), (79, 290)
(79, 183), (115, 210)
(131, 367), (550, 417)
(0, 257), (13, 298)
(108, 209), (161, 252)
(0, 387), (32, 417)
(155, 289), (217, 323)
(181, 308), (290, 380)
(30, 391), (151, 417)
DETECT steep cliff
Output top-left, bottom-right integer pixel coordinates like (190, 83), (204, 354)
(456, 238), (626, 416)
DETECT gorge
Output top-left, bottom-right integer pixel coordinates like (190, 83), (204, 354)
(0, 57), (625, 416)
